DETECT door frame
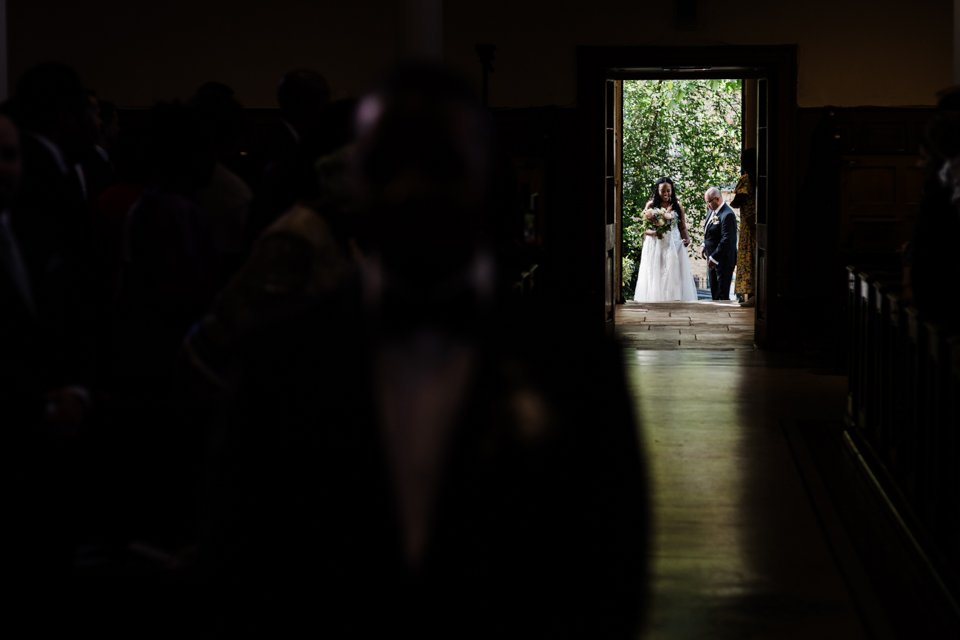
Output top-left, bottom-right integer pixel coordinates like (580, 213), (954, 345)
(576, 45), (797, 349)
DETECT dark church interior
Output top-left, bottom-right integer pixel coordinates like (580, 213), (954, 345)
(1, 1), (959, 637)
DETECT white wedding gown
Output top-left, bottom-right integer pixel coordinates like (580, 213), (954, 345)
(633, 221), (698, 302)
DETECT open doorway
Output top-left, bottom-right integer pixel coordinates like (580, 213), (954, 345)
(618, 78), (744, 304)
(578, 46), (797, 349)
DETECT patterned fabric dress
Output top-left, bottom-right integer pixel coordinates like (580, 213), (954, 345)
(734, 173), (755, 299)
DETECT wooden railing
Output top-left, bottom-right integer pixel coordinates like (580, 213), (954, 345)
(845, 266), (960, 605)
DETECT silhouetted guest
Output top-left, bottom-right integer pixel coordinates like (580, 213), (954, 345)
(181, 97), (359, 405)
(0, 113), (88, 622)
(80, 90), (117, 205)
(903, 109), (960, 331)
(276, 67), (332, 156)
(9, 63), (96, 242)
(245, 68), (331, 245)
(91, 108), (148, 315)
(75, 92), (119, 356)
(190, 82), (253, 279)
(312, 96), (359, 208)
(178, 98), (361, 441)
(103, 102), (220, 553)
(3, 76), (97, 588)
(116, 101), (220, 353)
(171, 103), (361, 583)
(170, 100), (361, 601)
(6, 62), (99, 386)
(191, 81), (255, 184)
(201, 62), (648, 639)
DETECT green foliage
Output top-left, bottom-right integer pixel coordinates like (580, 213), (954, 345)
(622, 78), (742, 298)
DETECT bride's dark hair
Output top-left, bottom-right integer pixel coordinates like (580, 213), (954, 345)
(651, 177), (682, 212)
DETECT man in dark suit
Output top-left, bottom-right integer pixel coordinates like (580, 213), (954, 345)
(0, 113), (44, 425)
(0, 113), (90, 616)
(701, 186), (738, 300)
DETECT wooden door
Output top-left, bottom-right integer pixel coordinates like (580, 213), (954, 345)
(754, 77), (770, 348)
(603, 79), (620, 330)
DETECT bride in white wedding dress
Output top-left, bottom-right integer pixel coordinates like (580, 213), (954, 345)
(633, 177), (698, 303)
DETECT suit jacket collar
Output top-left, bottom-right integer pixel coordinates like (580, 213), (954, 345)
(704, 206), (719, 231)
(706, 202), (732, 226)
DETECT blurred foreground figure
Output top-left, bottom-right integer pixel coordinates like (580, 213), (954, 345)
(202, 63), (648, 639)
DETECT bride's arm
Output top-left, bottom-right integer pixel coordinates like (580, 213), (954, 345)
(643, 199), (656, 236)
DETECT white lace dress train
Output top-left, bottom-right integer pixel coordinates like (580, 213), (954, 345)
(633, 223), (698, 302)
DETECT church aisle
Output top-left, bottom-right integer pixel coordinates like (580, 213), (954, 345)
(617, 305), (888, 638)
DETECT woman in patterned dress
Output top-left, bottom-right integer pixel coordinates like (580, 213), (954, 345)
(733, 148), (756, 306)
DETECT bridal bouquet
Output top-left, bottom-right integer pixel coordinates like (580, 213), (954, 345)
(639, 207), (676, 239)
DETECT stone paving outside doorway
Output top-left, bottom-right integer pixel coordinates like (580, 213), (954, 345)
(616, 301), (755, 350)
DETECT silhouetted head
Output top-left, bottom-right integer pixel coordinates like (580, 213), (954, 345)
(921, 112), (960, 166)
(277, 68), (331, 138)
(349, 62), (497, 337)
(191, 81), (244, 159)
(11, 62), (97, 162)
(145, 101), (216, 194)
(936, 85), (960, 111)
(920, 111), (960, 210)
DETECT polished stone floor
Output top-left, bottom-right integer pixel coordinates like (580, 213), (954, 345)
(617, 302), (892, 639)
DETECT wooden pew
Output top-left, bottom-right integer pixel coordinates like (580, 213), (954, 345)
(947, 337), (960, 572)
(844, 265), (960, 620)
(845, 266), (860, 426)
(881, 290), (906, 481)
